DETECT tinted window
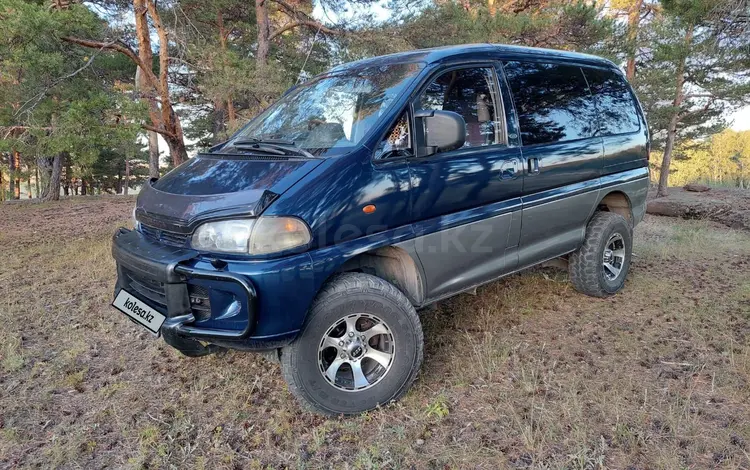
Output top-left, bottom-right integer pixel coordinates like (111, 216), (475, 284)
(417, 67), (502, 148)
(583, 67), (640, 135)
(503, 61), (598, 146)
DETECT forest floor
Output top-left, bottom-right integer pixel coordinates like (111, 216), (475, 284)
(1, 196), (749, 469)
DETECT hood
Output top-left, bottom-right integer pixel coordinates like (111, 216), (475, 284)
(135, 154), (323, 232)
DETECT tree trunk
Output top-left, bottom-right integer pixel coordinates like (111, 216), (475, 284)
(13, 151), (21, 199)
(8, 151), (16, 200)
(256, 0), (270, 68)
(148, 129), (160, 178)
(38, 154), (62, 201)
(625, 0), (643, 82)
(38, 156), (51, 198)
(227, 100), (236, 129)
(217, 11), (237, 131)
(135, 53), (163, 178)
(42, 154), (63, 201)
(657, 24), (693, 197)
(658, 114), (680, 196)
(63, 154), (71, 196)
(81, 178), (87, 196)
(144, 0), (187, 167)
(124, 156), (130, 196)
(0, 167), (4, 202)
(166, 133), (188, 167)
(27, 173), (32, 198)
(132, 0), (186, 167)
(10, 150), (21, 199)
(35, 164), (40, 198)
(212, 98), (228, 144)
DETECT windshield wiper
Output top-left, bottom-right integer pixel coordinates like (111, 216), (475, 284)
(209, 137), (298, 154)
(233, 144), (286, 156)
(233, 137), (297, 146)
(230, 138), (319, 160)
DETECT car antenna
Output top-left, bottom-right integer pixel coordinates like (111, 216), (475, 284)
(297, 23), (322, 84)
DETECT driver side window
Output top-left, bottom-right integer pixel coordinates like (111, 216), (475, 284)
(417, 67), (503, 148)
(374, 113), (411, 159)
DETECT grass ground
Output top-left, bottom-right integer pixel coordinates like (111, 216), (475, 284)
(1, 197), (749, 469)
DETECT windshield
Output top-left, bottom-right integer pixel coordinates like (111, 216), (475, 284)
(233, 62), (424, 156)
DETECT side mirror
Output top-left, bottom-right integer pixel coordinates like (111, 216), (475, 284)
(415, 110), (466, 156)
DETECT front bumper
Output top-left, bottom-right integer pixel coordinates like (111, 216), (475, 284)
(113, 227), (305, 355)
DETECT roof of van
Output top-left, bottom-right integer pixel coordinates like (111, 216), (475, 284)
(330, 44), (617, 72)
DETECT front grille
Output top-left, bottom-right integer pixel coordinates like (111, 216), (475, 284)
(122, 268), (167, 309)
(188, 285), (211, 321)
(140, 224), (190, 248)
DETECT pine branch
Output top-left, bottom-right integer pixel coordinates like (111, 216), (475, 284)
(14, 44), (106, 117)
(268, 0), (341, 37)
(678, 96), (718, 120)
(61, 36), (160, 90)
(1, 126), (52, 139)
(141, 123), (176, 139)
(269, 20), (326, 40)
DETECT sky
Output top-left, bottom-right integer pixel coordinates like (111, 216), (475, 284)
(730, 107), (750, 131)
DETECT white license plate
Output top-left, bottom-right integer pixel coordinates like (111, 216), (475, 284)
(112, 289), (167, 334)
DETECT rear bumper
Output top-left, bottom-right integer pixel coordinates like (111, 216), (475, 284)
(112, 228), (310, 354)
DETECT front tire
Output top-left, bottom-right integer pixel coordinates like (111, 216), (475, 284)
(281, 273), (423, 415)
(569, 211), (633, 297)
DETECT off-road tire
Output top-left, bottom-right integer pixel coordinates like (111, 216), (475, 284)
(281, 273), (423, 415)
(569, 211), (632, 298)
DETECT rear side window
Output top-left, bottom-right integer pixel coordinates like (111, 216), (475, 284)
(503, 61), (598, 146)
(582, 67), (640, 136)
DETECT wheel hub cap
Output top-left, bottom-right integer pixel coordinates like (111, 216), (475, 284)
(318, 313), (395, 392)
(602, 233), (626, 281)
(347, 340), (365, 359)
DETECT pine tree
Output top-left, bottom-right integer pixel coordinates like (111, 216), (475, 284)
(0, 0), (140, 200)
(636, 0), (750, 196)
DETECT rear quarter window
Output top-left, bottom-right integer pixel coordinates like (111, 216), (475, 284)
(582, 67), (641, 136)
(503, 61), (598, 146)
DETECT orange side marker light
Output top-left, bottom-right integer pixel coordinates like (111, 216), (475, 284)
(362, 204), (376, 214)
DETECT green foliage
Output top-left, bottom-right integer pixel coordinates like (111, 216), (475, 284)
(635, 0), (750, 151)
(424, 395), (450, 420)
(671, 130), (750, 187)
(341, 0), (614, 61)
(0, 0), (143, 197)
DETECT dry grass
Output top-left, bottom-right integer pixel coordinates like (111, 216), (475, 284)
(1, 198), (749, 469)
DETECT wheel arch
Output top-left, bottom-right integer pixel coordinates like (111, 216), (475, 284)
(596, 190), (633, 225)
(330, 245), (426, 307)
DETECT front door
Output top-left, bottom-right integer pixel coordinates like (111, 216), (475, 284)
(406, 65), (524, 300)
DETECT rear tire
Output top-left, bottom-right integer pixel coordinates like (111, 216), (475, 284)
(281, 273), (423, 415)
(569, 211), (632, 298)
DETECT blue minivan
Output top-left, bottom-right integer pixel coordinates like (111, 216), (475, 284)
(112, 44), (650, 415)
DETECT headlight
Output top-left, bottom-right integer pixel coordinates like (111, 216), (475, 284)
(249, 217), (312, 255)
(191, 217), (311, 255)
(191, 219), (256, 254)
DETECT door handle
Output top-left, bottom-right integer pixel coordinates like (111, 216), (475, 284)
(500, 158), (522, 180)
(527, 157), (540, 175)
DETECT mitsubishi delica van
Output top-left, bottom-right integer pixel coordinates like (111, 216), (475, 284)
(112, 44), (649, 415)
